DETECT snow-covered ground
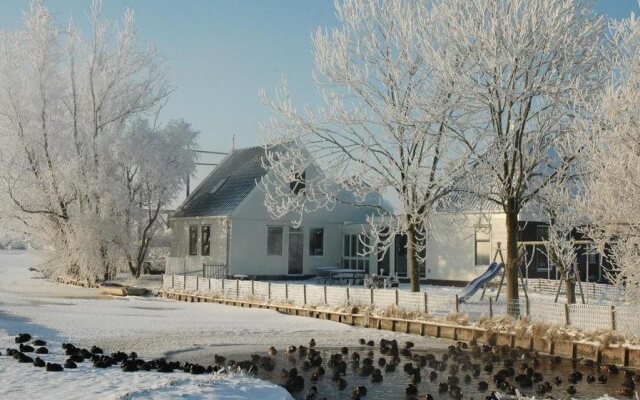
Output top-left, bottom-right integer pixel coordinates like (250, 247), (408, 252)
(0, 251), (449, 399)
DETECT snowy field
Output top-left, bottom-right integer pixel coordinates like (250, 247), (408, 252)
(0, 251), (449, 399)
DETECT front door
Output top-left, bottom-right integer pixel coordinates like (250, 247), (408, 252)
(394, 234), (407, 277)
(288, 227), (303, 274)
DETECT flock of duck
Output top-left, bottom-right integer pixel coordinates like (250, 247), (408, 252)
(4, 332), (639, 399)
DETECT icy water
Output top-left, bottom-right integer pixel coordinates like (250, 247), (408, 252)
(202, 343), (634, 400)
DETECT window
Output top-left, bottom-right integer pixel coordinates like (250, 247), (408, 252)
(189, 226), (199, 256)
(267, 226), (283, 256)
(474, 227), (491, 266)
(290, 171), (306, 195)
(343, 234), (369, 270)
(201, 226), (211, 256)
(535, 225), (550, 272)
(537, 225), (549, 241)
(309, 228), (324, 256)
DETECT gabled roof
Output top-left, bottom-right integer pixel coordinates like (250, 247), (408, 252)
(172, 146), (269, 218)
(438, 191), (503, 213)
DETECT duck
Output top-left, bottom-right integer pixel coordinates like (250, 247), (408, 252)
(46, 363), (63, 372)
(34, 347), (48, 354)
(14, 333), (31, 344)
(19, 344), (34, 353)
(32, 339), (46, 346)
(69, 354), (84, 363)
(405, 384), (418, 396)
(33, 357), (45, 368)
(64, 359), (77, 369)
(371, 368), (383, 383)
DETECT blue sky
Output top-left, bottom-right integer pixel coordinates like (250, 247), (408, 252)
(0, 0), (637, 157)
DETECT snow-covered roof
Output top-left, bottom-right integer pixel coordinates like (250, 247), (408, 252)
(172, 146), (270, 218)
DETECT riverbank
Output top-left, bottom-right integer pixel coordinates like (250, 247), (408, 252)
(0, 251), (450, 399)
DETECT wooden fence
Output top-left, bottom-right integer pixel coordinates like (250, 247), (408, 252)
(162, 274), (640, 337)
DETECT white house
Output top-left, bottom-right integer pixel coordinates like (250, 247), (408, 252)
(168, 145), (597, 285)
(167, 146), (379, 278)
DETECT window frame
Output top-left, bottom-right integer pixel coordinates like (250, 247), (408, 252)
(474, 226), (491, 267)
(267, 226), (284, 256)
(188, 225), (199, 256)
(342, 234), (370, 271)
(535, 225), (550, 272)
(201, 225), (211, 256)
(308, 228), (324, 257)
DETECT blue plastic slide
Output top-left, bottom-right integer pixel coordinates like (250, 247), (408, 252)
(458, 262), (504, 303)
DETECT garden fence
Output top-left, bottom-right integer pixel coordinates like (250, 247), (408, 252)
(161, 274), (640, 338)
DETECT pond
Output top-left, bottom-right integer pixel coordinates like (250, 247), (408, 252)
(193, 339), (635, 400)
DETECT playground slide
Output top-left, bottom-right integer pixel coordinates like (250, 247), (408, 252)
(458, 262), (504, 303)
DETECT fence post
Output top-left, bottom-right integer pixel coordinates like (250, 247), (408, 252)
(423, 292), (428, 315)
(172, 275), (175, 289)
(395, 289), (399, 306)
(611, 305), (617, 331)
(208, 277), (211, 291)
(455, 294), (459, 313)
(564, 303), (570, 326)
(346, 287), (350, 303)
(236, 279), (239, 298)
(222, 278), (225, 293)
(489, 297), (493, 318)
(370, 288), (374, 305)
(183, 273), (186, 290)
(268, 282), (271, 301)
(525, 297), (530, 317)
(251, 281), (255, 296)
(196, 276), (199, 292)
(303, 284), (307, 305)
(285, 283), (289, 301)
(323, 285), (327, 304)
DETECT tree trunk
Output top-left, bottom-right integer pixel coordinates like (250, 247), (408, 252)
(505, 207), (520, 316)
(563, 270), (576, 304)
(127, 255), (139, 278)
(407, 225), (420, 292)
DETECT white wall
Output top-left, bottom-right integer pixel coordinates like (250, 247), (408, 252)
(226, 167), (379, 276)
(423, 212), (507, 282)
(168, 217), (228, 269)
(362, 212), (509, 283)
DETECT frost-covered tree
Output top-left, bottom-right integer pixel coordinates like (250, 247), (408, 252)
(0, 2), (195, 281)
(578, 14), (640, 300)
(437, 0), (607, 312)
(260, 0), (471, 292)
(538, 176), (582, 304)
(114, 119), (197, 278)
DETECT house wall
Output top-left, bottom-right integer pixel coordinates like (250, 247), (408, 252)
(423, 212), (508, 283)
(226, 166), (378, 277)
(362, 212), (509, 284)
(168, 217), (228, 269)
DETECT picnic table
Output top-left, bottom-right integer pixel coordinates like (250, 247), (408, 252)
(328, 268), (366, 285)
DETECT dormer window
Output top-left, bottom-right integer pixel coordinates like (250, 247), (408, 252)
(290, 171), (306, 195)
